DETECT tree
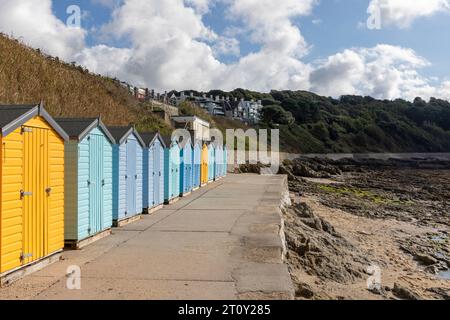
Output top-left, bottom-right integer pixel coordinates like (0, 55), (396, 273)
(261, 105), (295, 125)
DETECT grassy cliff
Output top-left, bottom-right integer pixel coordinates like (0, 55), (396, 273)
(0, 34), (170, 133)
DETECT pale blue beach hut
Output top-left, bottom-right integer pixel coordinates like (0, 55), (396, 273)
(162, 136), (180, 203)
(179, 136), (193, 197)
(208, 143), (215, 182)
(56, 118), (115, 248)
(108, 126), (145, 226)
(215, 144), (223, 179)
(141, 132), (166, 214)
(192, 137), (201, 190)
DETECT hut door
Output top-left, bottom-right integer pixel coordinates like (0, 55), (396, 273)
(22, 126), (49, 265)
(171, 147), (178, 198)
(126, 139), (137, 215)
(89, 134), (104, 235)
(153, 142), (160, 206)
(159, 144), (164, 204)
(148, 145), (154, 207)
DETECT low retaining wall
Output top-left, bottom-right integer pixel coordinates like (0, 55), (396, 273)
(230, 175), (294, 300)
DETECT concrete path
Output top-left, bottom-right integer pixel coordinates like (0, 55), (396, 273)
(0, 174), (294, 300)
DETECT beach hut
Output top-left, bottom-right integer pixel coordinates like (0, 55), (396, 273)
(223, 145), (228, 177)
(162, 136), (180, 204)
(192, 138), (201, 191)
(200, 142), (209, 186)
(179, 136), (193, 197)
(56, 118), (115, 248)
(208, 143), (215, 182)
(215, 144), (223, 180)
(0, 103), (68, 279)
(108, 126), (145, 227)
(141, 132), (166, 214)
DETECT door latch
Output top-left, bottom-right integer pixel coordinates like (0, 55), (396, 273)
(45, 187), (52, 195)
(20, 190), (32, 199)
(20, 253), (33, 261)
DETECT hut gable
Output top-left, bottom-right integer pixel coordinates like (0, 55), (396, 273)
(55, 118), (115, 144)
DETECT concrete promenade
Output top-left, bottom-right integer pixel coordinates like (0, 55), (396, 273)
(0, 174), (294, 300)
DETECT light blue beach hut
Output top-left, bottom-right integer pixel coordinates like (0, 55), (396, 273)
(141, 132), (166, 214)
(208, 143), (215, 182)
(56, 118), (115, 248)
(192, 137), (201, 190)
(223, 145), (228, 177)
(179, 136), (193, 197)
(162, 136), (180, 203)
(215, 144), (223, 179)
(108, 126), (145, 226)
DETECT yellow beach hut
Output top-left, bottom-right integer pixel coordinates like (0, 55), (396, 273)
(0, 103), (68, 282)
(200, 142), (209, 186)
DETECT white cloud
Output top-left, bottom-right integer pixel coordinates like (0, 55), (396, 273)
(91, 0), (123, 9)
(368, 0), (450, 28)
(184, 0), (213, 14)
(0, 0), (86, 60)
(0, 0), (449, 102)
(79, 0), (315, 91)
(310, 44), (442, 101)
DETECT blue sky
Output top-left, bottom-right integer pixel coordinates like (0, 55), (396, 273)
(1, 0), (450, 99)
(49, 0), (450, 78)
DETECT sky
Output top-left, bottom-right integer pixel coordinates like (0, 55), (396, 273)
(1, 0), (450, 101)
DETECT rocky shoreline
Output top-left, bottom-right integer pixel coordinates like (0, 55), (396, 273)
(241, 157), (450, 300)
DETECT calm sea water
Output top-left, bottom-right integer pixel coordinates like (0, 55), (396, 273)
(438, 269), (450, 280)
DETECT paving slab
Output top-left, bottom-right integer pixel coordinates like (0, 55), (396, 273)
(0, 174), (293, 300)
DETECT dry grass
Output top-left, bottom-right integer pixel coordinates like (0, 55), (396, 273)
(0, 34), (171, 132)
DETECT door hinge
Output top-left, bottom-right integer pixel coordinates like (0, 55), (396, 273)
(21, 127), (32, 134)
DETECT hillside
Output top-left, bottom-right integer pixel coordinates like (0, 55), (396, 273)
(0, 34), (170, 134)
(2, 32), (449, 154)
(200, 89), (450, 153)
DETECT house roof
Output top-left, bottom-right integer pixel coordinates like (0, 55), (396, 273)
(161, 135), (179, 148)
(107, 126), (145, 147)
(55, 118), (115, 144)
(139, 131), (166, 148)
(0, 103), (69, 140)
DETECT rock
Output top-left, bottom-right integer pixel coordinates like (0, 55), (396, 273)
(295, 283), (315, 299)
(294, 203), (315, 219)
(393, 283), (422, 300)
(426, 287), (450, 300)
(415, 253), (438, 266)
(300, 217), (323, 231)
(278, 165), (298, 181)
(368, 285), (385, 296)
